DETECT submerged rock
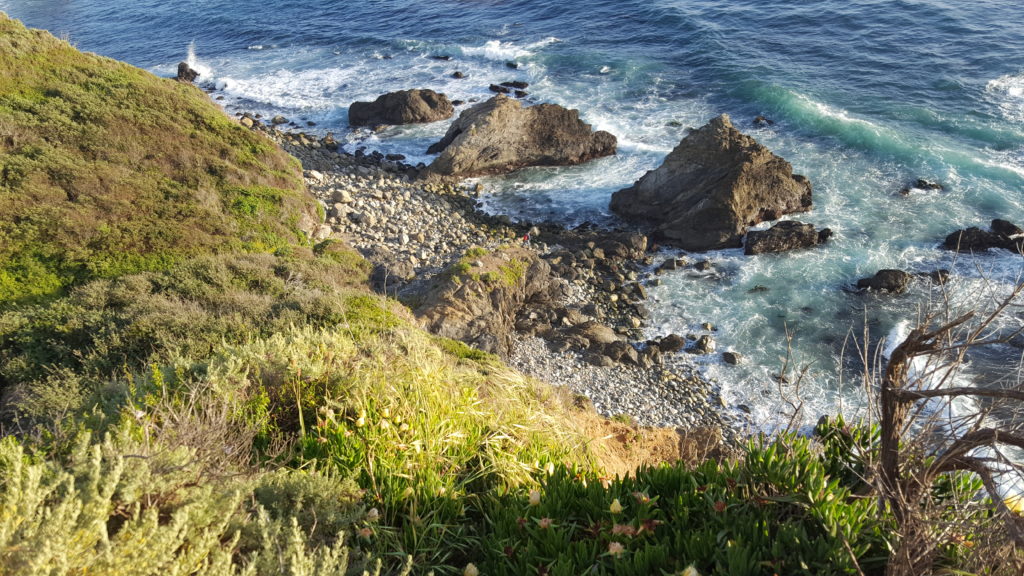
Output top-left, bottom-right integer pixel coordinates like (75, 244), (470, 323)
(348, 89), (454, 127)
(424, 95), (617, 178)
(744, 220), (831, 255)
(609, 114), (812, 251)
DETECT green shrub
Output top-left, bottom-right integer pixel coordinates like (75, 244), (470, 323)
(478, 434), (891, 576)
(0, 426), (371, 576)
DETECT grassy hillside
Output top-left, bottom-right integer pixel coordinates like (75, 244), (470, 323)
(0, 13), (317, 305)
(0, 14), (1010, 576)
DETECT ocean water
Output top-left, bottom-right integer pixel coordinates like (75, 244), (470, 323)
(4, 0), (1024, 429)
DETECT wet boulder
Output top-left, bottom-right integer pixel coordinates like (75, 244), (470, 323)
(176, 62), (199, 83)
(744, 220), (831, 255)
(856, 269), (912, 294)
(942, 219), (1024, 253)
(610, 114), (812, 251)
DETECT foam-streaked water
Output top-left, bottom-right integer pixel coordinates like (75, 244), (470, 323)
(4, 0), (1024, 428)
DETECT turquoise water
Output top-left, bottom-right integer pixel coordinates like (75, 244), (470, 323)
(4, 0), (1023, 427)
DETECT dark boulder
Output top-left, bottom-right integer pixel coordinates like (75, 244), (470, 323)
(744, 220), (830, 255)
(610, 114), (812, 251)
(943, 219), (1024, 253)
(424, 95), (617, 178)
(658, 334), (687, 354)
(348, 89), (454, 127)
(856, 269), (912, 294)
(176, 62), (199, 83)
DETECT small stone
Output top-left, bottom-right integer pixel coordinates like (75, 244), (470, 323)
(722, 351), (742, 365)
(694, 334), (716, 354)
(271, 115), (288, 125)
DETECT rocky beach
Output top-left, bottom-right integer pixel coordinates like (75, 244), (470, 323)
(265, 121), (739, 435)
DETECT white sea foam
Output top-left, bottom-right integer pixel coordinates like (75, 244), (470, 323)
(987, 72), (1024, 123)
(185, 40), (213, 78)
(459, 37), (559, 62)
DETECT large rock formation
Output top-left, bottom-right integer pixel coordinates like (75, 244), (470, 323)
(414, 247), (561, 358)
(348, 89), (454, 127)
(424, 95), (617, 178)
(942, 219), (1024, 253)
(609, 114), (812, 251)
(744, 221), (831, 255)
(176, 62), (199, 83)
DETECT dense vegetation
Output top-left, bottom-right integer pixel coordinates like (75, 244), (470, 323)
(0, 13), (1016, 576)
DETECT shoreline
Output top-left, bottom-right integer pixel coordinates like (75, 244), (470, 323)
(263, 125), (744, 441)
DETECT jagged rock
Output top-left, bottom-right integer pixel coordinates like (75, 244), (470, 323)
(414, 247), (561, 359)
(856, 269), (912, 294)
(609, 114), (812, 251)
(348, 89), (454, 127)
(992, 219), (1023, 237)
(744, 221), (831, 255)
(943, 219), (1024, 252)
(752, 115), (775, 127)
(176, 62), (199, 83)
(489, 84), (511, 94)
(424, 95), (617, 178)
(371, 261), (417, 294)
(899, 178), (943, 195)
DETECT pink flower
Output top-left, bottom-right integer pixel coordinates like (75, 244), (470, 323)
(537, 517), (553, 529)
(611, 524), (636, 537)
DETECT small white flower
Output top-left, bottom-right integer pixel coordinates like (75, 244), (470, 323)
(528, 489), (541, 507)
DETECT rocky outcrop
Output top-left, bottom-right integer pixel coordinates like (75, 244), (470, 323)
(609, 114), (812, 251)
(856, 269), (912, 294)
(943, 219), (1024, 253)
(424, 95), (617, 178)
(744, 221), (832, 255)
(414, 247), (562, 358)
(348, 89), (454, 127)
(176, 62), (199, 83)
